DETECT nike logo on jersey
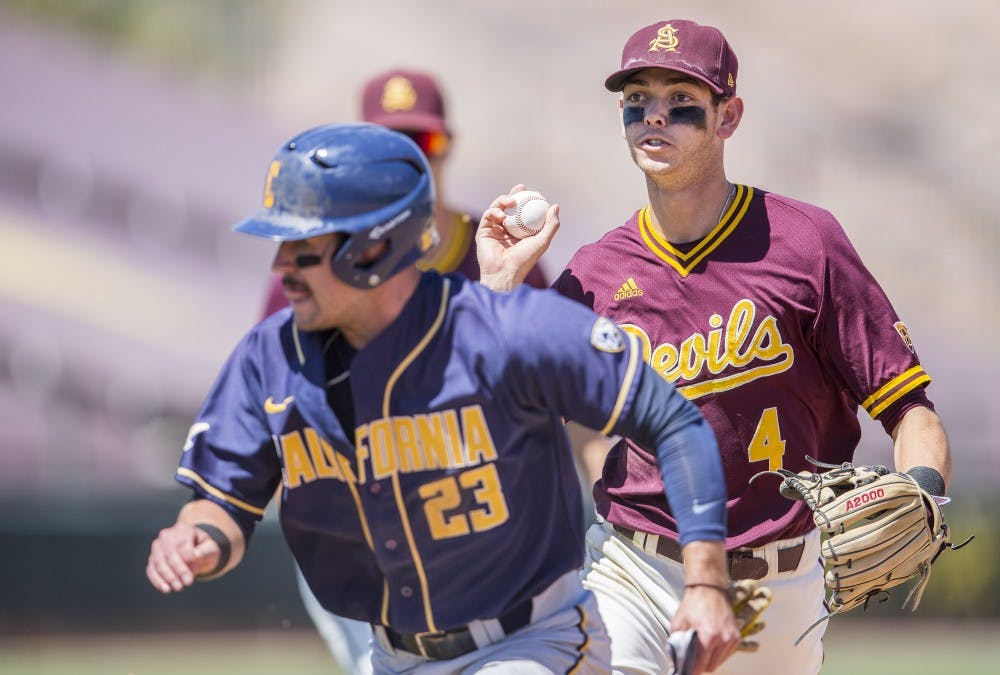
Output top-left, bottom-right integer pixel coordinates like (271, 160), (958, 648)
(264, 395), (295, 414)
(183, 422), (210, 452)
(613, 277), (644, 302)
(691, 499), (722, 516)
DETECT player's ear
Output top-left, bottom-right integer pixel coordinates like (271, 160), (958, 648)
(717, 96), (743, 140)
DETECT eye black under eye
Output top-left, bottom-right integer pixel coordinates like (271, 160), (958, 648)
(295, 253), (323, 268)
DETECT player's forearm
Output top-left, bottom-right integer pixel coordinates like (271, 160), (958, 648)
(178, 499), (248, 578)
(891, 406), (952, 491)
(680, 540), (730, 587)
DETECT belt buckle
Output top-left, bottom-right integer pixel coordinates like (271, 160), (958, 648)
(728, 549), (768, 580)
(413, 630), (446, 659)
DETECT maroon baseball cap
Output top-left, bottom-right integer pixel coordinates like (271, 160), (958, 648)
(605, 20), (738, 98)
(361, 69), (450, 135)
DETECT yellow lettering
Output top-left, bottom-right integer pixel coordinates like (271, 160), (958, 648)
(394, 417), (424, 473)
(625, 299), (795, 399)
(416, 413), (451, 470)
(442, 410), (465, 467)
(748, 315), (792, 361)
(727, 300), (756, 367)
(337, 453), (358, 484)
(706, 314), (727, 374)
(369, 419), (396, 480)
(460, 464), (509, 531)
(748, 407), (786, 471)
(677, 332), (708, 381)
(462, 405), (497, 465)
(621, 324), (652, 363)
(281, 431), (316, 489)
(419, 476), (471, 539)
(355, 426), (370, 484)
(262, 160), (281, 208)
(305, 428), (339, 479)
(650, 342), (679, 381)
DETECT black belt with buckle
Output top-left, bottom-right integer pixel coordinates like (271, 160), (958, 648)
(612, 524), (805, 580)
(382, 598), (532, 660)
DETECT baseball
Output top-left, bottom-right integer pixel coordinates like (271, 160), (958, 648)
(502, 190), (550, 239)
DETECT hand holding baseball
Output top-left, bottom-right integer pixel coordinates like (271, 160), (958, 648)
(477, 185), (559, 292)
(502, 190), (550, 238)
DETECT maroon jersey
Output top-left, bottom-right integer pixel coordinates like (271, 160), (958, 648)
(555, 185), (933, 548)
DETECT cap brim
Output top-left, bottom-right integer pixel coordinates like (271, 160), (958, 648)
(233, 211), (329, 241)
(365, 111), (448, 135)
(604, 65), (724, 94)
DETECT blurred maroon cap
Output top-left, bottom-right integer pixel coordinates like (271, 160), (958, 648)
(605, 19), (738, 98)
(361, 69), (450, 135)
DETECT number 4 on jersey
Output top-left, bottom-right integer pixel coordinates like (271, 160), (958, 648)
(747, 407), (785, 471)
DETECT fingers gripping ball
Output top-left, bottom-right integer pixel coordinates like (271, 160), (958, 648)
(728, 579), (772, 653)
(502, 190), (549, 238)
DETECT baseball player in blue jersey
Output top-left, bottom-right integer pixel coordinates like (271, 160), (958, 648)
(145, 123), (741, 674)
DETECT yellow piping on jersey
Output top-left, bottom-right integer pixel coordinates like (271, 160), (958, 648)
(566, 604), (592, 674)
(336, 453), (378, 558)
(863, 366), (931, 419)
(175, 468), (265, 516)
(292, 323), (306, 365)
(381, 277), (452, 632)
(600, 333), (640, 436)
(639, 185), (753, 277)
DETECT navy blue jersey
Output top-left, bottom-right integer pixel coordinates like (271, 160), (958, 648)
(177, 272), (707, 633)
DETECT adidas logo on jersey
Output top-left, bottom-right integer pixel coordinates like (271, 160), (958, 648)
(614, 277), (644, 301)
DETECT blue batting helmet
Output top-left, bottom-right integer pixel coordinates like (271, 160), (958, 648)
(234, 123), (436, 288)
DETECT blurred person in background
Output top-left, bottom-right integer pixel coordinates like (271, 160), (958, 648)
(262, 68), (548, 318)
(263, 69), (550, 674)
(476, 18), (954, 674)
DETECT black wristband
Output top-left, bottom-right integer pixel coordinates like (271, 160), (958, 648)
(684, 583), (728, 594)
(907, 466), (946, 497)
(194, 523), (232, 578)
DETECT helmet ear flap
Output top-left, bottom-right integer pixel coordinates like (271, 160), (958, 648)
(330, 235), (391, 289)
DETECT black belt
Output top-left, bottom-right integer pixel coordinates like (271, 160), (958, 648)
(612, 524), (805, 580)
(381, 599), (533, 660)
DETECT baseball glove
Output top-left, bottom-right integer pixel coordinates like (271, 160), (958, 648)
(728, 578), (771, 652)
(763, 461), (971, 622)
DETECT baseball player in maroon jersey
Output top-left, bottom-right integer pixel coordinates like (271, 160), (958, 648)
(262, 69), (547, 319)
(146, 123), (742, 674)
(477, 19), (954, 674)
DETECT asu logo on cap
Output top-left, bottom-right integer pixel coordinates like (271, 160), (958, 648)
(381, 76), (419, 113)
(648, 24), (680, 53)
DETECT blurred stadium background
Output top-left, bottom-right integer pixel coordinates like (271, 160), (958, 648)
(0, 1), (997, 672)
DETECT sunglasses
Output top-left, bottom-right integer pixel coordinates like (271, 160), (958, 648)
(401, 130), (450, 158)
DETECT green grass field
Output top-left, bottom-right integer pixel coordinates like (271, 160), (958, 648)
(1, 620), (997, 674)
